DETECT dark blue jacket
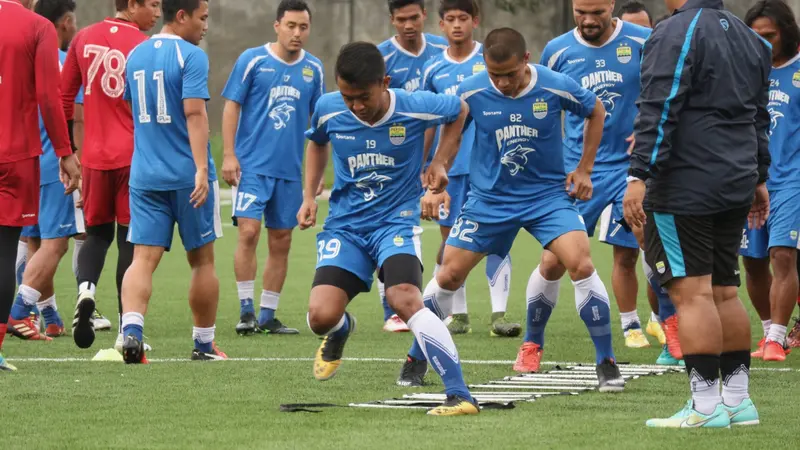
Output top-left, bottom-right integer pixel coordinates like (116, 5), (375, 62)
(629, 0), (772, 214)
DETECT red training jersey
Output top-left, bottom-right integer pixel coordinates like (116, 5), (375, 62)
(62, 18), (147, 170)
(0, 0), (71, 164)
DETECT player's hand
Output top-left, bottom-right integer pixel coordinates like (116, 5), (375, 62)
(190, 170), (209, 208)
(421, 189), (450, 221)
(316, 176), (325, 197)
(75, 179), (84, 209)
(748, 182), (770, 230)
(626, 133), (635, 155)
(59, 154), (81, 195)
(423, 161), (449, 194)
(297, 198), (318, 230)
(566, 168), (593, 200)
(221, 154), (241, 187)
(623, 179), (647, 229)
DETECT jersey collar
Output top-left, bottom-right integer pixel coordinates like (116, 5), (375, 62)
(105, 18), (141, 31)
(349, 89), (397, 128)
(391, 34), (427, 58)
(443, 42), (482, 64)
(151, 33), (183, 40)
(775, 52), (800, 69)
(489, 64), (538, 99)
(573, 18), (623, 49)
(265, 43), (306, 66)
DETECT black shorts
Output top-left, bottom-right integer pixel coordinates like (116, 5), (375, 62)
(312, 254), (423, 301)
(644, 206), (749, 287)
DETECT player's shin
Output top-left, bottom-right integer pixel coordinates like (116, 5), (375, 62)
(16, 239), (27, 286)
(187, 245), (220, 353)
(407, 307), (472, 401)
(408, 277), (456, 360)
(77, 223), (115, 295)
(72, 237), (84, 281)
(573, 271), (615, 363)
(0, 226), (23, 347)
(116, 225), (134, 317)
(524, 266), (558, 346)
(487, 254), (511, 314)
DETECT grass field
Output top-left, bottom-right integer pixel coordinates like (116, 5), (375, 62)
(1, 200), (798, 450)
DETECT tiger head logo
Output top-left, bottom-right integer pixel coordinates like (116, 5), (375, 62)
(500, 145), (536, 176)
(268, 102), (296, 130)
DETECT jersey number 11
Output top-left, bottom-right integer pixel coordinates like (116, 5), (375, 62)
(133, 70), (172, 124)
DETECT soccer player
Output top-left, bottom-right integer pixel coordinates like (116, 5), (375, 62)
(61, 0), (161, 350)
(221, 0), (324, 336)
(420, 27), (626, 391)
(417, 0), (519, 340)
(533, 0), (652, 357)
(0, 0), (81, 372)
(299, 41), (479, 415)
(741, 0), (800, 361)
(625, 0), (770, 428)
(619, 1), (653, 28)
(376, 0), (448, 332)
(120, 0), (225, 363)
(9, 0), (84, 341)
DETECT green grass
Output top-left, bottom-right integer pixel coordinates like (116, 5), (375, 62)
(1, 200), (798, 449)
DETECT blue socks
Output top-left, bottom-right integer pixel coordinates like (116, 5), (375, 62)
(573, 272), (615, 364)
(123, 324), (144, 342)
(240, 298), (255, 317)
(651, 276), (676, 322)
(407, 299), (440, 361)
(40, 306), (61, 327)
(524, 267), (560, 346)
(10, 293), (34, 320)
(258, 307), (275, 325)
(330, 313), (351, 339)
(381, 297), (394, 321)
(194, 338), (213, 353)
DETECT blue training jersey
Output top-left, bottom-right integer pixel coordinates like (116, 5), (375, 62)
(766, 53), (800, 191)
(125, 34), (217, 191)
(378, 33), (448, 92)
(305, 89), (461, 232)
(457, 64), (597, 203)
(221, 44), (324, 181)
(40, 49), (83, 186)
(541, 20), (649, 173)
(421, 42), (484, 176)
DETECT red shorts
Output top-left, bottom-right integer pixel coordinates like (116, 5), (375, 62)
(0, 157), (40, 227)
(82, 166), (130, 227)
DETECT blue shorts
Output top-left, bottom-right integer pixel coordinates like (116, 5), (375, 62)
(436, 175), (470, 228)
(128, 181), (222, 252)
(21, 183), (84, 240)
(446, 192), (586, 257)
(231, 173), (302, 230)
(576, 170), (638, 249)
(740, 188), (800, 259)
(315, 224), (423, 289)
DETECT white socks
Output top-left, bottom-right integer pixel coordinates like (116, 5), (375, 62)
(722, 365), (750, 408)
(78, 281), (96, 296)
(452, 285), (468, 314)
(260, 290), (279, 310)
(620, 310), (641, 330)
(690, 372), (722, 415)
(192, 325), (216, 344)
(526, 266), (560, 307)
(487, 255), (512, 313)
(121, 312), (144, 329)
(37, 295), (57, 311)
(236, 280), (254, 301)
(761, 319), (772, 339)
(767, 324), (787, 346)
(422, 277), (455, 320)
(17, 284), (41, 306)
(16, 240), (27, 279)
(650, 311), (659, 323)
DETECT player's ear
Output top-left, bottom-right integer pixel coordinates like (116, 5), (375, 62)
(473, 16), (480, 27)
(274, 20), (280, 34)
(439, 19), (445, 32)
(522, 52), (530, 66)
(382, 76), (391, 90)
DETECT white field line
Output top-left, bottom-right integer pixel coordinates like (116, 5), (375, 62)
(5, 356), (798, 372)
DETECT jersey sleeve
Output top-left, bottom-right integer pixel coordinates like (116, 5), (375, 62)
(310, 62), (325, 116)
(414, 91), (461, 126)
(35, 22), (71, 158)
(60, 32), (82, 121)
(220, 50), (255, 104)
(305, 97), (331, 145)
(182, 48), (210, 100)
(554, 72), (596, 118)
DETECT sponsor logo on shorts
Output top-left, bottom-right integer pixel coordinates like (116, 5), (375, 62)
(400, 210), (413, 218)
(656, 261), (666, 274)
(201, 231), (213, 238)
(393, 235), (404, 247)
(791, 230), (798, 241)
(59, 224), (73, 229)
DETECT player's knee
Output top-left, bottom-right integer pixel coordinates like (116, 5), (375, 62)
(436, 264), (465, 291)
(539, 251), (565, 280)
(268, 229), (292, 256)
(42, 238), (70, 258)
(568, 257), (596, 281)
(238, 224), (260, 248)
(386, 284), (422, 319)
(770, 247), (797, 278)
(87, 223), (115, 245)
(614, 247), (639, 271)
(306, 306), (340, 336)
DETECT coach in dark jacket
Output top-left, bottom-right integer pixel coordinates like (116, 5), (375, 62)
(623, 0), (772, 427)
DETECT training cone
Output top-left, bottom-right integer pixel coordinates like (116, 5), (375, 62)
(92, 348), (124, 362)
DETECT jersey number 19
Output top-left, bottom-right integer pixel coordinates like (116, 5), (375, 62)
(132, 70), (172, 124)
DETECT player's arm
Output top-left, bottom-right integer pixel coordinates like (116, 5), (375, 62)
(183, 50), (213, 208)
(419, 60), (438, 167)
(298, 99), (331, 230)
(629, 24), (694, 182)
(750, 65), (772, 229)
(426, 97), (469, 193)
(61, 33), (83, 150)
(310, 65), (327, 196)
(221, 100), (242, 186)
(421, 127), (436, 170)
(577, 98), (605, 176)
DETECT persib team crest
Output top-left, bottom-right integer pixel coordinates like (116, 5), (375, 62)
(533, 100), (548, 119)
(302, 66), (314, 83)
(389, 125), (406, 145)
(617, 44), (632, 64)
(793, 70), (800, 88)
(472, 62), (486, 75)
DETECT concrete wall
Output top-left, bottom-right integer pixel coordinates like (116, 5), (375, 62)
(73, 0), (799, 130)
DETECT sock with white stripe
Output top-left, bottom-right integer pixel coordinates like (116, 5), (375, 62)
(237, 280), (255, 316)
(10, 284), (41, 320)
(379, 279), (393, 321)
(761, 319), (772, 339)
(122, 312), (144, 342)
(15, 240), (27, 286)
(486, 254), (511, 313)
(620, 310), (641, 331)
(574, 271), (615, 364)
(767, 324), (787, 347)
(192, 325), (215, 353)
(721, 351), (750, 408)
(524, 266), (559, 346)
(407, 308), (471, 400)
(258, 290), (279, 324)
(72, 238), (84, 281)
(408, 278), (455, 361)
(37, 295), (61, 327)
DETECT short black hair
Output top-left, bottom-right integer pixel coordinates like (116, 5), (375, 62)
(484, 27), (527, 63)
(438, 0), (478, 18)
(746, 0), (800, 60)
(618, 1), (651, 25)
(115, 0), (145, 13)
(335, 42), (386, 88)
(163, 0), (207, 23)
(277, 0), (311, 22)
(35, 0), (76, 25)
(388, 0), (424, 14)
